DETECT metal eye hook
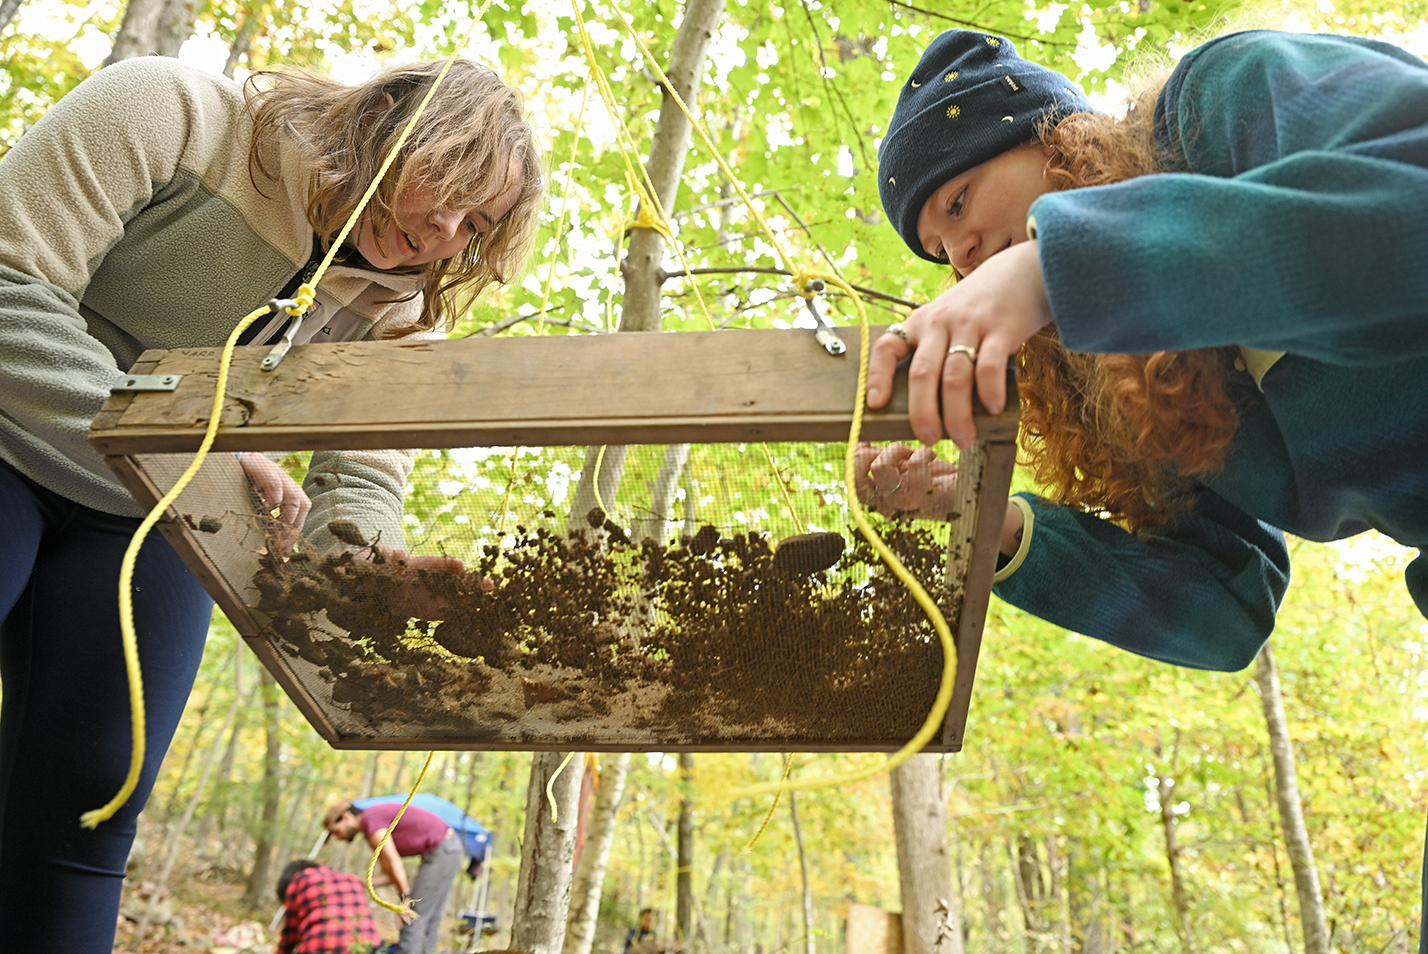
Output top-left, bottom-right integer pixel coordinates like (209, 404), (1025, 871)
(800, 282), (845, 357)
(260, 299), (306, 372)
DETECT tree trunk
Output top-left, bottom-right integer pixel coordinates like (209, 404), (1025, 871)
(1255, 643), (1331, 954)
(0, 0), (27, 35)
(269, 774), (313, 884)
(223, 13), (259, 77)
(788, 790), (816, 954)
(105, 0), (166, 64)
(1066, 836), (1107, 954)
(562, 752), (632, 954)
(1155, 733), (1194, 954)
(891, 754), (964, 954)
(637, 441), (691, 544)
(701, 842), (728, 950)
(150, 0), (196, 57)
(617, 0), (727, 332)
(511, 751), (584, 954)
(206, 698), (247, 835)
(979, 840), (1004, 947)
(676, 752), (695, 942)
(241, 667), (282, 909)
(1012, 837), (1043, 954)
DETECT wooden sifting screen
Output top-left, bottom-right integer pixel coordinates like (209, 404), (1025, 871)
(88, 326), (1017, 752)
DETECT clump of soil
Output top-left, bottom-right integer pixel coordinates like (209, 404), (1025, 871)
(252, 518), (954, 747)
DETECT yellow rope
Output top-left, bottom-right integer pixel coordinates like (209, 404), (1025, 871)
(536, 81), (592, 333)
(87, 3), (494, 829)
(760, 444), (804, 536)
(80, 302), (272, 829)
(571, 0), (811, 536)
(567, 0), (715, 333)
(742, 753), (794, 853)
(601, 0), (958, 798)
(497, 83), (591, 539)
(365, 751), (436, 918)
(591, 444), (609, 516)
(732, 278), (958, 799)
(546, 750), (578, 822)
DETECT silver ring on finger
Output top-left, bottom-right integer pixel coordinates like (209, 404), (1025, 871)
(876, 479), (903, 496)
(886, 322), (911, 344)
(947, 343), (978, 364)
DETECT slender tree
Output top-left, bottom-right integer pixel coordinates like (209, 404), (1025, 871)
(137, 643), (244, 940)
(1255, 643), (1331, 954)
(891, 754), (965, 954)
(563, 753), (633, 954)
(1155, 732), (1194, 954)
(241, 667), (283, 909)
(788, 789), (816, 954)
(511, 751), (584, 953)
(676, 753), (695, 942)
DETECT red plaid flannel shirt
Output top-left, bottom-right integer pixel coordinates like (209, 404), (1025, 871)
(279, 864), (383, 954)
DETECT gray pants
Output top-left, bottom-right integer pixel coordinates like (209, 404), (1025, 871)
(393, 832), (464, 954)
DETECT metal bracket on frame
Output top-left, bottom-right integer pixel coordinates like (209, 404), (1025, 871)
(111, 374), (182, 393)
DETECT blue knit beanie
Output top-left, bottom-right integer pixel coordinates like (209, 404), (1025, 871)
(878, 30), (1092, 262)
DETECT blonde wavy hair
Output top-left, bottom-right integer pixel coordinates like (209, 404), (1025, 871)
(245, 59), (544, 334)
(975, 76), (1241, 533)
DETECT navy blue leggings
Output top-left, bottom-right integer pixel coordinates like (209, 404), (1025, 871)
(0, 460), (212, 952)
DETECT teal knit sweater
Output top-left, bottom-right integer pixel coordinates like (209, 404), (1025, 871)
(994, 31), (1428, 670)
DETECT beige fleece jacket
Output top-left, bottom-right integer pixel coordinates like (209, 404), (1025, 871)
(0, 55), (428, 552)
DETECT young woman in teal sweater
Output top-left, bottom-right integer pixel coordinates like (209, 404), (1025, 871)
(858, 26), (1428, 944)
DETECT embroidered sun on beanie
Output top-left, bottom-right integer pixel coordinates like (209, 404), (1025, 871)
(878, 30), (1093, 262)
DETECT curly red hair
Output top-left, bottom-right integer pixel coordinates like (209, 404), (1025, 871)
(1011, 79), (1240, 530)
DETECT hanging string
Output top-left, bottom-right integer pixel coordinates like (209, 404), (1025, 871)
(546, 750), (578, 821)
(600, 0), (959, 798)
(497, 79), (593, 538)
(742, 753), (794, 852)
(568, 0), (807, 532)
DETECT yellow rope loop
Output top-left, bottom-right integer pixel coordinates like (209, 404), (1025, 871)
(567, 0), (716, 332)
(790, 267), (835, 300)
(606, 2), (798, 278)
(365, 751), (436, 916)
(626, 202), (674, 243)
(288, 283), (317, 316)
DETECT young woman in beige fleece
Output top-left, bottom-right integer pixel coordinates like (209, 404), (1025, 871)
(0, 55), (542, 950)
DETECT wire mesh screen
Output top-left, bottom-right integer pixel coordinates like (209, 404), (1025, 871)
(132, 441), (961, 751)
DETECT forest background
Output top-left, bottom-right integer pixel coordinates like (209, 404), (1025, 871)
(3, 0), (1428, 950)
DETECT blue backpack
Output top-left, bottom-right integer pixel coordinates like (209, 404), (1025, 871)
(353, 793), (491, 877)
